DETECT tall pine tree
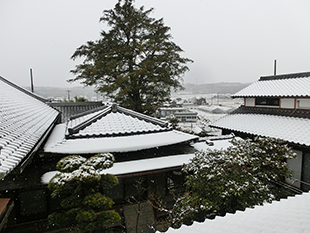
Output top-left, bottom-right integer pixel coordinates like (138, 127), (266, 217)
(69, 0), (192, 114)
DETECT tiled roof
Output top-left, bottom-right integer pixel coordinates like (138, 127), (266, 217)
(233, 71), (310, 98)
(166, 192), (310, 233)
(44, 104), (198, 154)
(66, 104), (168, 138)
(0, 77), (59, 178)
(210, 112), (310, 147)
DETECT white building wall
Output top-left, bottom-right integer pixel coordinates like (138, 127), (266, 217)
(280, 98), (295, 109)
(297, 98), (310, 109)
(245, 98), (255, 107)
(286, 149), (303, 188)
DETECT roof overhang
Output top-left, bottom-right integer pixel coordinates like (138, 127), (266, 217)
(210, 113), (310, 148)
(44, 123), (198, 154)
(41, 153), (195, 184)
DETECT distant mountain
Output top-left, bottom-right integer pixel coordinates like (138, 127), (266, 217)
(24, 86), (100, 100)
(25, 82), (250, 100)
(182, 82), (250, 94)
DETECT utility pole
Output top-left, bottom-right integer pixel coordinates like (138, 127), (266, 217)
(67, 90), (71, 101)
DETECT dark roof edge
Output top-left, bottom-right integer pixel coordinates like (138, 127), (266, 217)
(69, 104), (108, 120)
(229, 105), (310, 119)
(49, 101), (103, 107)
(259, 71), (310, 81)
(0, 76), (48, 103)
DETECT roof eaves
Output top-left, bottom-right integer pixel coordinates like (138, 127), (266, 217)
(210, 124), (309, 148)
(69, 104), (108, 120)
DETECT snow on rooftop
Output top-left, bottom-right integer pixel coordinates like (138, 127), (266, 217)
(211, 113), (310, 147)
(73, 111), (164, 137)
(104, 153), (194, 176)
(41, 153), (195, 184)
(0, 77), (59, 178)
(165, 192), (310, 233)
(233, 76), (310, 98)
(192, 136), (241, 151)
(44, 123), (198, 154)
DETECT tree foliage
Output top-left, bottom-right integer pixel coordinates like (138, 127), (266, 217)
(167, 137), (296, 227)
(69, 0), (192, 114)
(48, 153), (121, 233)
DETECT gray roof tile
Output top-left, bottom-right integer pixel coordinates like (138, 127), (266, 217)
(0, 77), (59, 178)
(66, 104), (168, 138)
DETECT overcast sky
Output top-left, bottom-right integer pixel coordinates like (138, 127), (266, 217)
(1, 0), (310, 88)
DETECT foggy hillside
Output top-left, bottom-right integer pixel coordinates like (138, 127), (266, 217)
(182, 82), (250, 94)
(25, 82), (250, 99)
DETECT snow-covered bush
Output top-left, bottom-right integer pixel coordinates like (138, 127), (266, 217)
(48, 153), (120, 233)
(56, 154), (86, 172)
(168, 137), (296, 227)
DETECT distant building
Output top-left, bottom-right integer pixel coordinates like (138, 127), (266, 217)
(158, 107), (198, 122)
(211, 71), (310, 191)
(174, 111), (198, 122)
(158, 107), (185, 117)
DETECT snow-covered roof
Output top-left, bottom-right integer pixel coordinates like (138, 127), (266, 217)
(165, 192), (310, 233)
(66, 104), (168, 138)
(210, 113), (310, 147)
(104, 153), (194, 176)
(233, 71), (310, 98)
(44, 104), (198, 154)
(41, 153), (195, 184)
(0, 77), (59, 178)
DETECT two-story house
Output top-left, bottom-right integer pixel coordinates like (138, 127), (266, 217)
(210, 71), (310, 191)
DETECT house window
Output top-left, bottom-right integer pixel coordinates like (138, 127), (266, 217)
(255, 97), (279, 106)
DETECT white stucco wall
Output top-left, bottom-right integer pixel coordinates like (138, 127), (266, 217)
(297, 98), (310, 109)
(245, 98), (255, 107)
(280, 98), (295, 109)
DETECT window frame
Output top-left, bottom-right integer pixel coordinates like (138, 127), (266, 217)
(255, 97), (280, 106)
